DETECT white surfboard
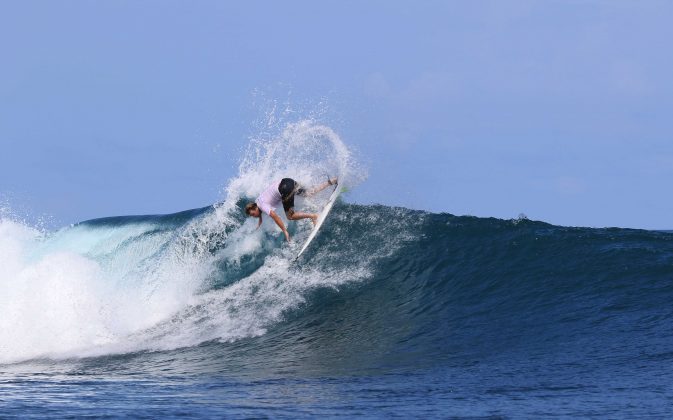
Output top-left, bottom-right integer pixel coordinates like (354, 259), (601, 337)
(295, 183), (342, 260)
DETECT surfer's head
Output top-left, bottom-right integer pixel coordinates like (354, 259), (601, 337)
(245, 202), (261, 218)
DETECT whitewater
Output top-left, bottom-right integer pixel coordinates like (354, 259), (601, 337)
(2, 121), (673, 417)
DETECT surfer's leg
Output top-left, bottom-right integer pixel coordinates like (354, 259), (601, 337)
(305, 177), (337, 197)
(286, 209), (318, 226)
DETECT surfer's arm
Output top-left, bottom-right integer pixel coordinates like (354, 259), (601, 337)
(256, 215), (263, 230)
(269, 210), (291, 242)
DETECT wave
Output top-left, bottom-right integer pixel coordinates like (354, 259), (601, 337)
(2, 122), (673, 370)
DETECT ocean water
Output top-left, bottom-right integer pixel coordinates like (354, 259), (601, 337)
(2, 122), (673, 417)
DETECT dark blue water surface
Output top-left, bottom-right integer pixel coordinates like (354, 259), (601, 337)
(2, 202), (673, 417)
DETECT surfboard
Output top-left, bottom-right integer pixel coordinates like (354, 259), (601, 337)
(295, 183), (341, 260)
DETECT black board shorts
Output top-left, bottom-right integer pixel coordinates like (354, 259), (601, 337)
(278, 178), (306, 212)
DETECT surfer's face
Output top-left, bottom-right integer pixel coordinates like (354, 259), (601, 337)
(247, 208), (261, 218)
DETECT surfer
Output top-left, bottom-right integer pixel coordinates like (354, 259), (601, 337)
(245, 177), (337, 242)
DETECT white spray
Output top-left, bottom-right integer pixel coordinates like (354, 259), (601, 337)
(0, 120), (373, 364)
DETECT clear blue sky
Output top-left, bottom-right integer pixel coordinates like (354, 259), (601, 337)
(1, 1), (672, 229)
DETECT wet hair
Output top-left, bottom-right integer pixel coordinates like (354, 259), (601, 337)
(245, 202), (258, 215)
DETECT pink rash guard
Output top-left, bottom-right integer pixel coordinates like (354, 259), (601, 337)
(255, 179), (282, 216)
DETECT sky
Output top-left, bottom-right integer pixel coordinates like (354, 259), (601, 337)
(1, 0), (672, 229)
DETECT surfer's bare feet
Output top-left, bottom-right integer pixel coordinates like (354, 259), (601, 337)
(328, 177), (338, 185)
(311, 214), (318, 226)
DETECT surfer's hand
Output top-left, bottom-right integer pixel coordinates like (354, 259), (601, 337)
(284, 230), (291, 242)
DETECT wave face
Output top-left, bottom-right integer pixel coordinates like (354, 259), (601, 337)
(2, 122), (673, 416)
(6, 198), (672, 365)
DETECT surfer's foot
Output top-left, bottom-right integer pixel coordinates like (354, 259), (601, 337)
(328, 177), (338, 185)
(310, 214), (318, 226)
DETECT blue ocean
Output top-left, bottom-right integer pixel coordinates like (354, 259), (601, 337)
(2, 123), (672, 417)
